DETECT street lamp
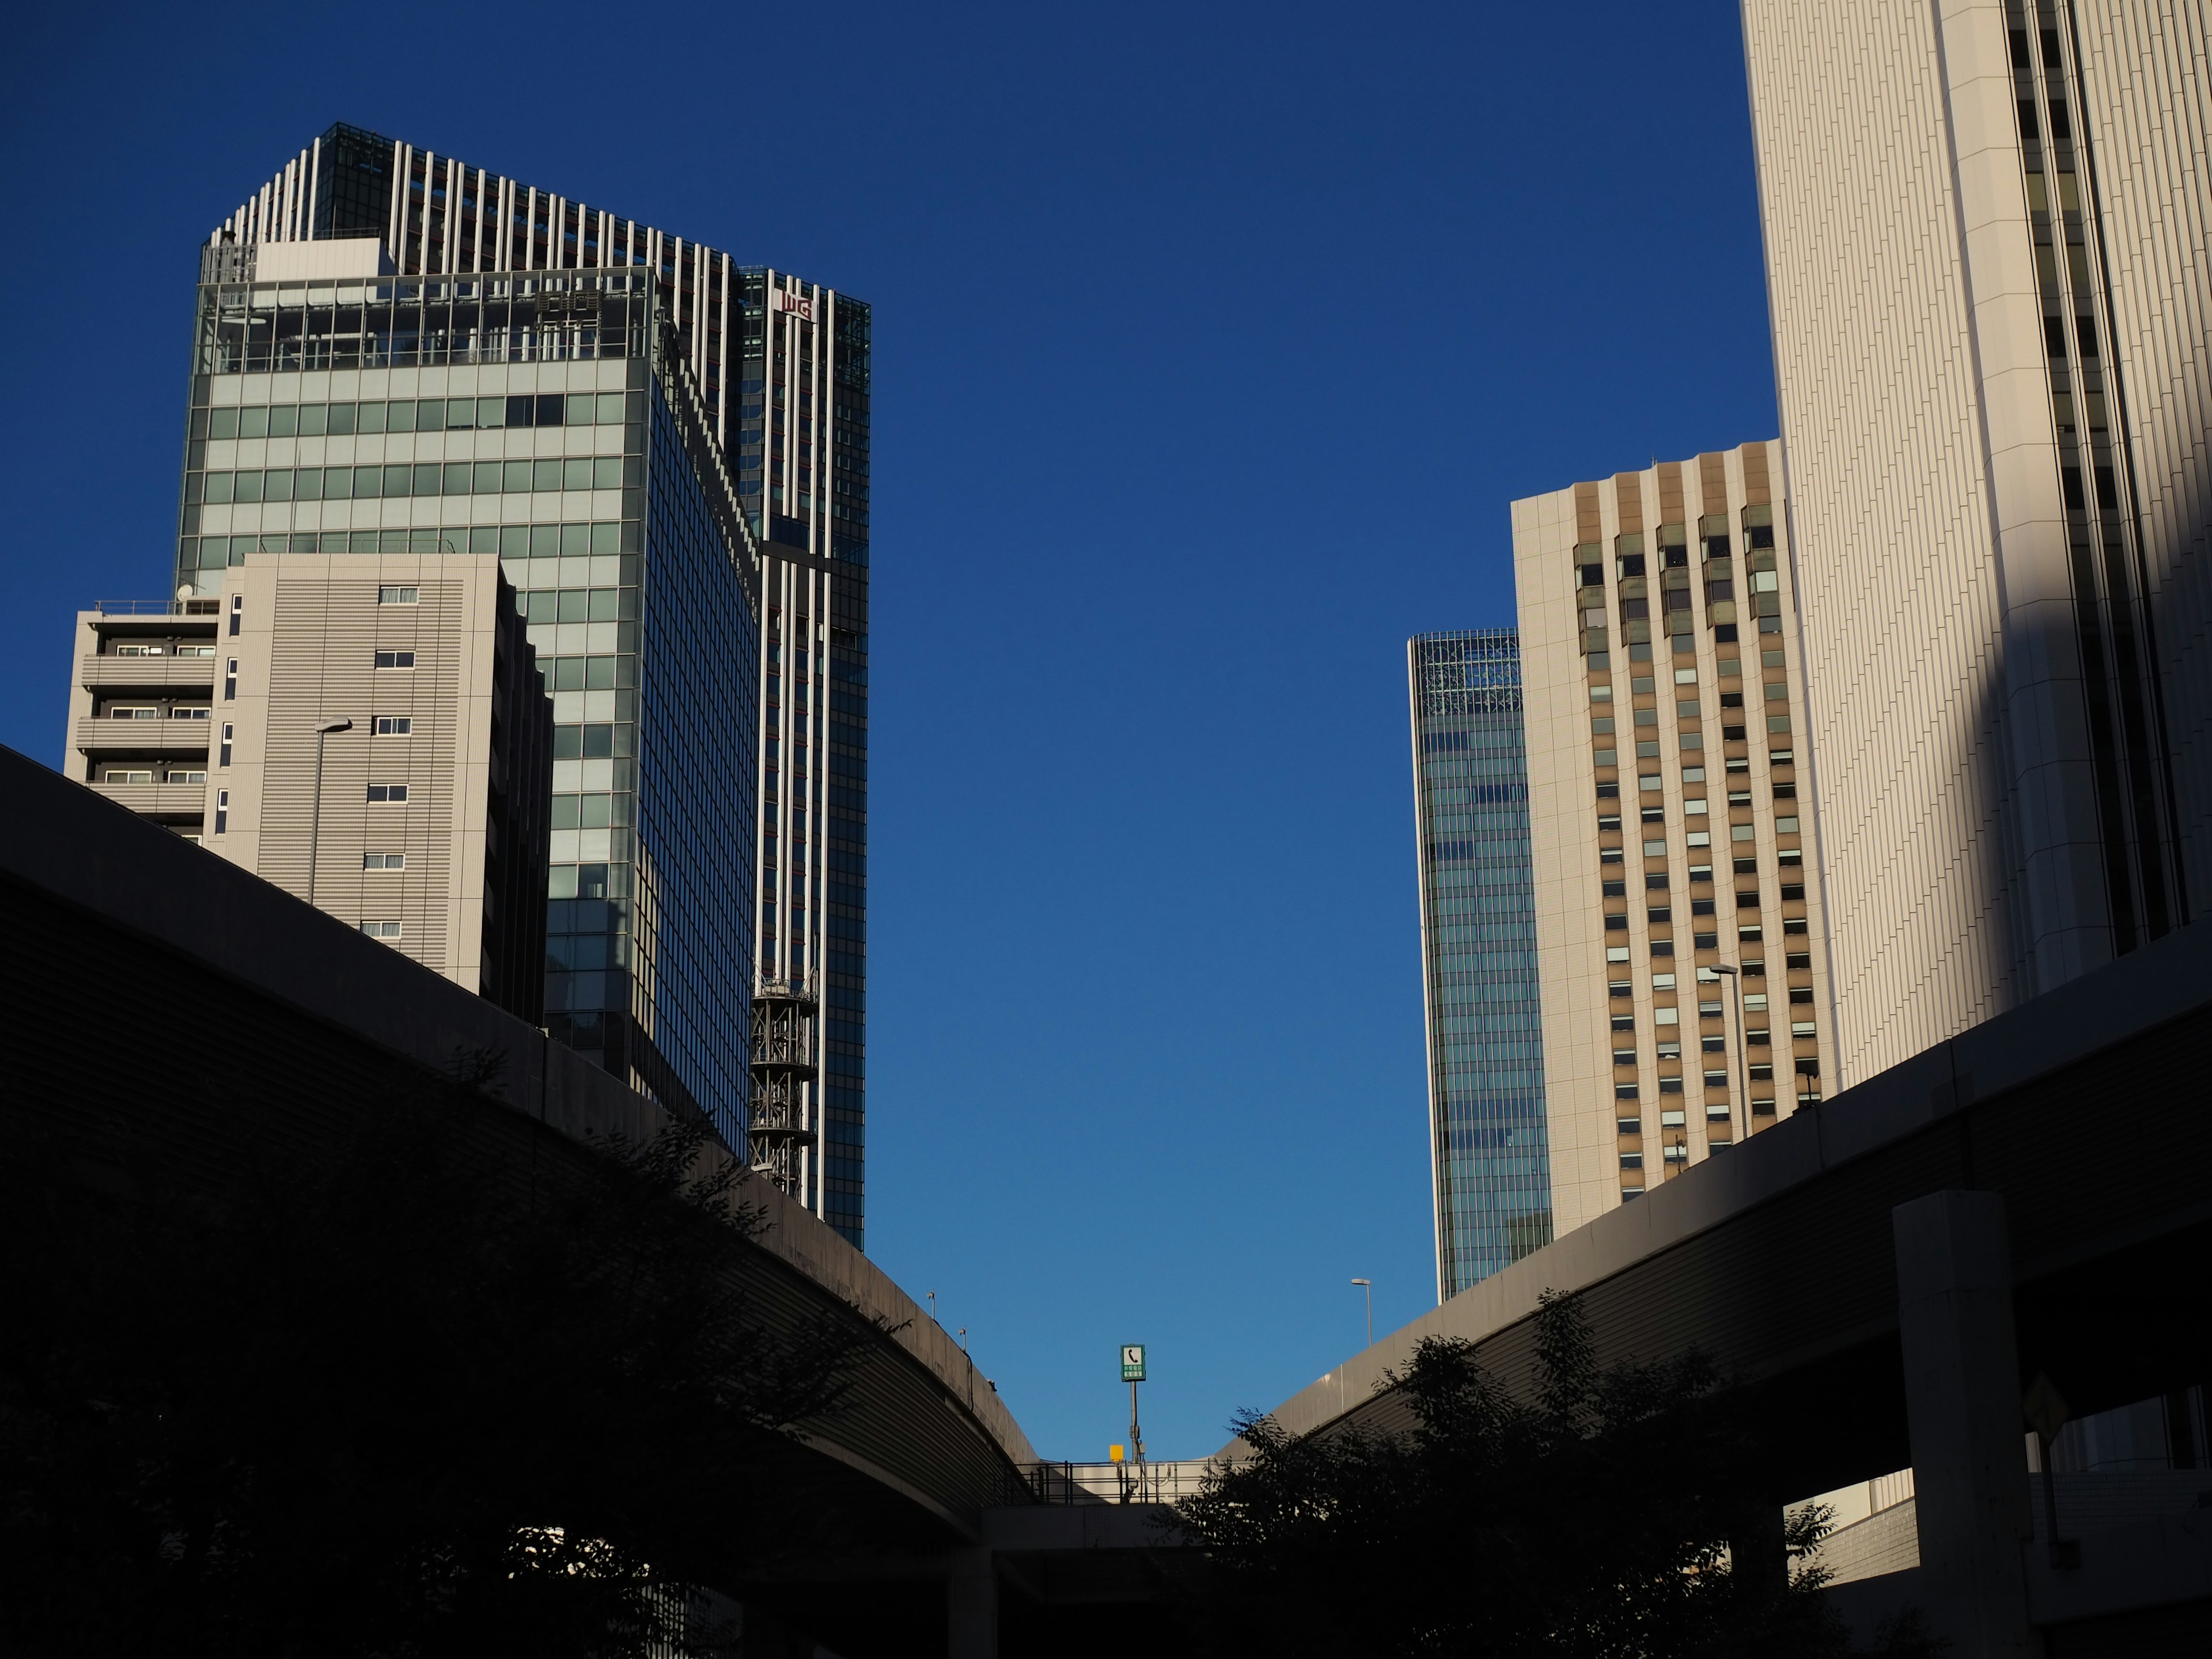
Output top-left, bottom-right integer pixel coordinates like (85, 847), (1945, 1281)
(1711, 964), (1750, 1146)
(307, 718), (353, 909)
(1351, 1278), (1372, 1349)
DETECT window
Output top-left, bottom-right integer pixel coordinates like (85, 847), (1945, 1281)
(373, 717), (414, 736)
(101, 768), (154, 783)
(168, 770), (207, 783)
(1617, 1116), (1641, 1135)
(219, 722), (233, 767)
(366, 783), (410, 803)
(378, 586), (420, 605)
(172, 707), (211, 721)
(1619, 1152), (1645, 1169)
(363, 852), (407, 870)
(214, 789), (229, 835)
(224, 659), (238, 700)
(229, 593), (243, 637)
(375, 650), (416, 669)
(108, 705), (158, 719)
(113, 644), (162, 657)
(360, 921), (403, 940)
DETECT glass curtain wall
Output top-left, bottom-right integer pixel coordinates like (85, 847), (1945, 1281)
(177, 270), (757, 1146)
(1410, 630), (1551, 1298)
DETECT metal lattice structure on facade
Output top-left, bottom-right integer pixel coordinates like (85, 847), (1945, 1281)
(749, 975), (819, 1194)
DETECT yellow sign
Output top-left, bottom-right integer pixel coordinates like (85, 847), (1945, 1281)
(1108, 1444), (1125, 1463)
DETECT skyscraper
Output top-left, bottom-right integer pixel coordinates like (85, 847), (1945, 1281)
(212, 127), (872, 1243)
(1741, 0), (2212, 1086)
(1512, 444), (1835, 1237)
(1408, 631), (1551, 1300)
(173, 244), (759, 1153)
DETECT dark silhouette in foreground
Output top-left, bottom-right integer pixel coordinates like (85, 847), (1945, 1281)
(0, 1059), (867, 1658)
(1171, 1293), (1941, 1657)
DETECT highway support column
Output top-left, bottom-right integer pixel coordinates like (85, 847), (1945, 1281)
(1891, 1189), (2036, 1657)
(946, 1546), (998, 1658)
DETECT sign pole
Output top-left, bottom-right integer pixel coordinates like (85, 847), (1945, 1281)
(1120, 1344), (1147, 1501)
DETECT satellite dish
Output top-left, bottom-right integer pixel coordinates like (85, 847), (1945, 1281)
(176, 585), (193, 600)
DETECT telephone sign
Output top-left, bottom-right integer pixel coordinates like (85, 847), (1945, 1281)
(1120, 1344), (1146, 1382)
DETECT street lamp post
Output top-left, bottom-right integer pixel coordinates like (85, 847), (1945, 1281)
(1711, 964), (1750, 1146)
(1351, 1278), (1372, 1349)
(308, 718), (353, 910)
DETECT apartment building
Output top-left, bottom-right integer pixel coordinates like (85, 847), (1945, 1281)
(1512, 442), (1835, 1236)
(65, 554), (551, 1021)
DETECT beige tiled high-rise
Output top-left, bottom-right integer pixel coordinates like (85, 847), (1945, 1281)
(67, 552), (553, 1022)
(1741, 0), (2212, 1085)
(1514, 444), (1836, 1238)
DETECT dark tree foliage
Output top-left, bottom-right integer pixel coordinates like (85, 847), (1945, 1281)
(1172, 1293), (1939, 1658)
(0, 1060), (869, 1658)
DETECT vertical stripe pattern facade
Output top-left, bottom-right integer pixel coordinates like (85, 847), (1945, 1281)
(215, 124), (872, 1245)
(1740, 0), (2211, 1086)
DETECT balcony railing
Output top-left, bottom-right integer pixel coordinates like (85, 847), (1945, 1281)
(91, 599), (222, 617)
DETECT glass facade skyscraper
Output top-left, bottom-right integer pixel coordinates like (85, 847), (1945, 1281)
(211, 126), (872, 1244)
(176, 260), (758, 1151)
(1408, 631), (1551, 1300)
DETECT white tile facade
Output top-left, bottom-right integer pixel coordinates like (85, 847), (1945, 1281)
(1740, 0), (2212, 1085)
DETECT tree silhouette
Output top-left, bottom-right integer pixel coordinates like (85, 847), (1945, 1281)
(0, 1063), (867, 1658)
(1172, 1292), (1938, 1657)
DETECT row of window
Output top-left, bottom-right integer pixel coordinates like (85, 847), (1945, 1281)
(191, 455), (638, 503)
(101, 768), (206, 783)
(182, 520), (636, 569)
(196, 392), (640, 441)
(105, 643), (217, 658)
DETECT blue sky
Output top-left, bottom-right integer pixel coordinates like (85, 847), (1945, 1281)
(1, 1), (1777, 1459)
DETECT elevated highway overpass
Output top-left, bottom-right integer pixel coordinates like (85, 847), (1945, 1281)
(0, 747), (1182, 1657)
(1243, 912), (2212, 1651)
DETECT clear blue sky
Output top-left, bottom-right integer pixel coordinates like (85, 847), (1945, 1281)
(1, 2), (1777, 1460)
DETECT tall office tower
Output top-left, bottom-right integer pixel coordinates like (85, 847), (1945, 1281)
(66, 553), (552, 1021)
(172, 248), (760, 1150)
(211, 127), (873, 1242)
(1407, 631), (1551, 1300)
(1512, 444), (1836, 1236)
(1741, 1), (2212, 1085)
